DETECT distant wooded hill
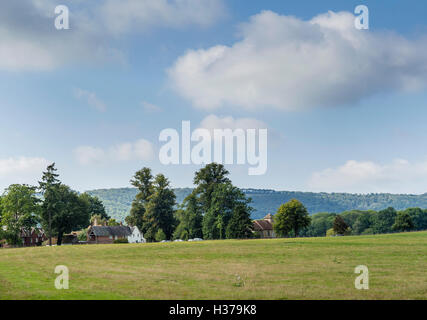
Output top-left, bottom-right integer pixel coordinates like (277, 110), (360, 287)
(86, 188), (427, 222)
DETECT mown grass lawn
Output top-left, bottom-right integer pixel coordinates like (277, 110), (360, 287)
(0, 232), (426, 300)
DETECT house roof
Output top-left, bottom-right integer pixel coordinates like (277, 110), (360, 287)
(89, 226), (132, 237)
(253, 219), (273, 231)
(20, 227), (45, 238)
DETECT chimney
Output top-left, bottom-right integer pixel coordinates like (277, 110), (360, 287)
(264, 214), (273, 224)
(93, 217), (99, 226)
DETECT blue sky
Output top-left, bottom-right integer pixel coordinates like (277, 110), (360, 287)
(1, 0), (427, 194)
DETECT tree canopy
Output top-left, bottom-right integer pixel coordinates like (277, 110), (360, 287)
(40, 184), (90, 245)
(333, 215), (350, 235)
(143, 174), (177, 241)
(274, 199), (311, 238)
(392, 211), (414, 232)
(0, 184), (40, 245)
(126, 167), (154, 231)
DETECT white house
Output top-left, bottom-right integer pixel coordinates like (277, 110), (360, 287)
(127, 226), (146, 243)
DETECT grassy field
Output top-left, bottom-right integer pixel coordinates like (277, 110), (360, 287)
(0, 232), (426, 300)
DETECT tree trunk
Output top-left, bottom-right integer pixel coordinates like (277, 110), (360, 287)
(48, 210), (52, 246)
(57, 232), (63, 246)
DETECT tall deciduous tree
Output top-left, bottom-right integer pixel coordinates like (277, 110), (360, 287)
(193, 163), (230, 213)
(41, 184), (90, 245)
(202, 182), (251, 240)
(174, 194), (203, 240)
(143, 174), (176, 241)
(80, 193), (109, 220)
(126, 167), (153, 231)
(187, 163), (253, 240)
(274, 199), (311, 238)
(0, 184), (40, 246)
(226, 203), (254, 239)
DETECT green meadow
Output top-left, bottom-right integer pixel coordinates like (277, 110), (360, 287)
(0, 231), (426, 300)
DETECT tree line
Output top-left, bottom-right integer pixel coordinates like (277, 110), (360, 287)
(0, 163), (110, 246)
(299, 207), (427, 237)
(261, 199), (427, 238)
(2, 162), (426, 247)
(125, 163), (254, 242)
(0, 162), (255, 246)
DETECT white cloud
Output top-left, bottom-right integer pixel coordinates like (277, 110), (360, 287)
(0, 1), (125, 71)
(308, 159), (427, 194)
(0, 157), (49, 177)
(133, 139), (156, 160)
(0, 28), (57, 71)
(75, 89), (107, 112)
(0, 0), (225, 71)
(111, 143), (133, 161)
(0, 157), (50, 191)
(169, 10), (427, 111)
(74, 139), (155, 165)
(73, 146), (105, 165)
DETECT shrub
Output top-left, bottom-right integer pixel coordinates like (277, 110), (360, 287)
(77, 229), (87, 242)
(361, 228), (374, 235)
(113, 238), (129, 244)
(155, 229), (167, 242)
(253, 231), (262, 239)
(326, 228), (336, 237)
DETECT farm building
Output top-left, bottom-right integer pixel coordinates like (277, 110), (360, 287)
(0, 227), (47, 248)
(87, 225), (145, 244)
(21, 228), (47, 247)
(253, 214), (276, 239)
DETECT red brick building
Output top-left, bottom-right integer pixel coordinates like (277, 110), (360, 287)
(87, 225), (134, 244)
(21, 228), (47, 247)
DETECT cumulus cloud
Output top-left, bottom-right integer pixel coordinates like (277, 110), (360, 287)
(133, 139), (156, 160)
(75, 89), (107, 112)
(74, 139), (155, 165)
(0, 0), (124, 71)
(0, 157), (49, 177)
(0, 0), (225, 71)
(308, 159), (427, 194)
(0, 157), (50, 191)
(169, 10), (427, 111)
(73, 146), (105, 165)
